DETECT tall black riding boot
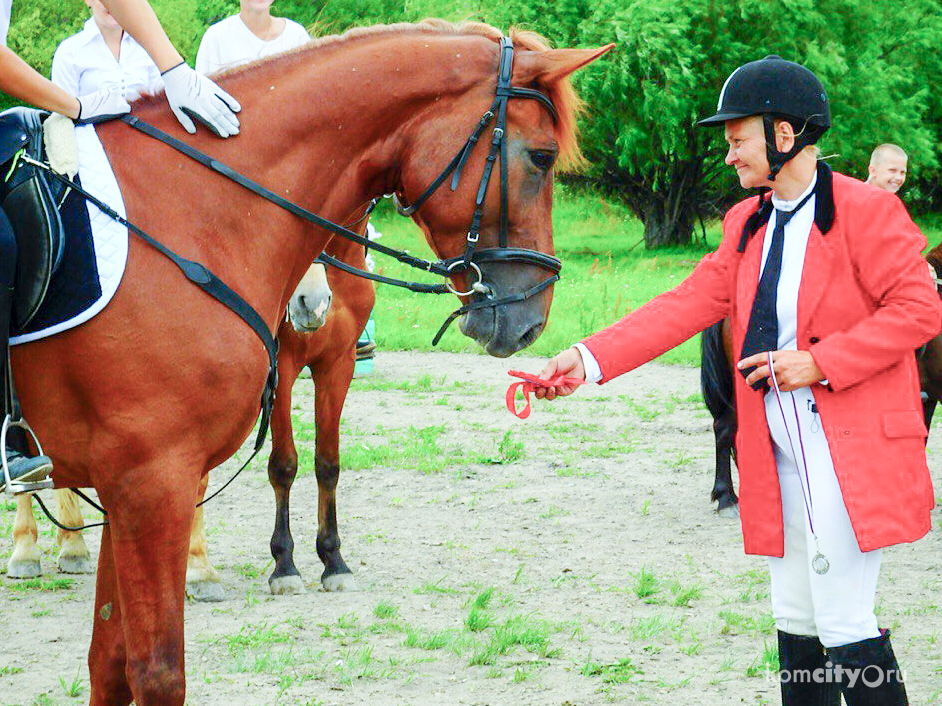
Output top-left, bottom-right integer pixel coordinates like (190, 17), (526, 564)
(828, 629), (908, 706)
(0, 285), (52, 492)
(777, 631), (842, 706)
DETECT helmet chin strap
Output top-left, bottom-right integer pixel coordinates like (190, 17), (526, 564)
(763, 114), (814, 181)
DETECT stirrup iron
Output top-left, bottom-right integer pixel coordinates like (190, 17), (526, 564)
(1, 414), (53, 495)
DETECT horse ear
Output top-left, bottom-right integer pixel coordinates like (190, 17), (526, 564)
(514, 44), (615, 85)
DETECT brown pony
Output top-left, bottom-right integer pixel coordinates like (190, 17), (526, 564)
(11, 21), (608, 705)
(184, 221), (373, 600)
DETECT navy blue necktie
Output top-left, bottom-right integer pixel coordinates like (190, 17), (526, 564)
(739, 194), (813, 391)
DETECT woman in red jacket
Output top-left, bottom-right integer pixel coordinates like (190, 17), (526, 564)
(537, 56), (939, 706)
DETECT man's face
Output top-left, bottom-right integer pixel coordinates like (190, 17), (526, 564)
(868, 154), (908, 193)
(724, 117), (770, 189)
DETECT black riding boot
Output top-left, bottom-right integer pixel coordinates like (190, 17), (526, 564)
(777, 631), (842, 706)
(0, 285), (52, 492)
(828, 630), (908, 706)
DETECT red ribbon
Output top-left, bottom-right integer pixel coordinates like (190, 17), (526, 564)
(505, 370), (586, 419)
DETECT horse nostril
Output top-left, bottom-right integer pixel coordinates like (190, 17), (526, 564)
(297, 295), (307, 309)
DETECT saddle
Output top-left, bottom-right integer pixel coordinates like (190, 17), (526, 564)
(0, 107), (68, 332)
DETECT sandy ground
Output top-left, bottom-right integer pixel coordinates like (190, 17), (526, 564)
(1, 350), (941, 706)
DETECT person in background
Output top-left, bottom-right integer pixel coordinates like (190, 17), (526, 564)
(195, 0), (309, 76)
(866, 143), (907, 194)
(0, 0), (240, 491)
(534, 56), (938, 706)
(51, 0), (162, 105)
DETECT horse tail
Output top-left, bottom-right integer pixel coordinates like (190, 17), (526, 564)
(700, 320), (734, 418)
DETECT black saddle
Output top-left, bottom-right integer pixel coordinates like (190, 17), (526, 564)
(0, 107), (68, 331)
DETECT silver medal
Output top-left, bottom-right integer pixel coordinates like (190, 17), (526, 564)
(812, 552), (830, 575)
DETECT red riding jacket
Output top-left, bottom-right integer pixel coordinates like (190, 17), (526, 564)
(582, 167), (941, 556)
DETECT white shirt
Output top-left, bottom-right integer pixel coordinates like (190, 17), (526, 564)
(0, 0), (12, 47)
(195, 15), (310, 76)
(576, 175), (819, 384)
(51, 17), (162, 100)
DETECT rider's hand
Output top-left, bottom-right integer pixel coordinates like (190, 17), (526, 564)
(75, 89), (131, 124)
(535, 347), (587, 400)
(161, 62), (241, 138)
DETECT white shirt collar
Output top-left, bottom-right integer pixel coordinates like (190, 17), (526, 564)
(771, 171), (817, 213)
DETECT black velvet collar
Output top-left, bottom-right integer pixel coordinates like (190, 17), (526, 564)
(737, 161), (835, 252)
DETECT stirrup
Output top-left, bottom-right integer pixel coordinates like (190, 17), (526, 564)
(1, 414), (53, 495)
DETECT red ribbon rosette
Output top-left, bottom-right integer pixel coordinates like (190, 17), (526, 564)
(505, 370), (586, 419)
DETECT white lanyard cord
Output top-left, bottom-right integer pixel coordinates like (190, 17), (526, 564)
(767, 352), (830, 574)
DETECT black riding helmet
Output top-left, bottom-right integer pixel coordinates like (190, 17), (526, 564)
(699, 55), (830, 180)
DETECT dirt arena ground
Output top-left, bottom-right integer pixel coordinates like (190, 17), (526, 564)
(2, 351), (941, 705)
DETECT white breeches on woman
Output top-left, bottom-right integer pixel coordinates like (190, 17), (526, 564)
(764, 385), (882, 648)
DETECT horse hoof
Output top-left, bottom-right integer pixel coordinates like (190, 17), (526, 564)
(322, 572), (357, 593)
(6, 558), (42, 579)
(186, 579), (226, 603)
(269, 575), (305, 595)
(57, 553), (94, 574)
(717, 504), (740, 519)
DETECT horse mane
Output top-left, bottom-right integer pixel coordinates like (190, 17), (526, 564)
(138, 19), (584, 170)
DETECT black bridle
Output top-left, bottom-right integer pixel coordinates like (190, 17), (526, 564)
(394, 36), (562, 342)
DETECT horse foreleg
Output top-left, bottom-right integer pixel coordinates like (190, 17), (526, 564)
(91, 467), (199, 706)
(313, 355), (356, 592)
(711, 407), (739, 518)
(185, 474), (225, 602)
(55, 489), (94, 574)
(7, 493), (42, 578)
(268, 363), (305, 595)
(88, 525), (132, 706)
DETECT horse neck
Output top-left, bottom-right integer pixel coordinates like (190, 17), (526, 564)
(159, 33), (495, 324)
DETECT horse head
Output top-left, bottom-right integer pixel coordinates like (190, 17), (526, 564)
(394, 25), (612, 357)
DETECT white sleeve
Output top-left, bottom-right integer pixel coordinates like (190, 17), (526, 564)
(573, 343), (603, 383)
(51, 43), (80, 95)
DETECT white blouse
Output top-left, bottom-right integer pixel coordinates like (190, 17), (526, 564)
(51, 17), (162, 101)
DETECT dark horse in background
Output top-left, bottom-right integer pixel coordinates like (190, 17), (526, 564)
(702, 245), (942, 516)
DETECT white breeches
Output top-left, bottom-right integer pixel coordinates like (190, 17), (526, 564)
(764, 385), (882, 648)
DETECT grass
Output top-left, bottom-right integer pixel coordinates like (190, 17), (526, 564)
(342, 424), (451, 474)
(582, 656), (642, 684)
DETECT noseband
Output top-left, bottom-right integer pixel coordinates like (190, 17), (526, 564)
(395, 36), (563, 343)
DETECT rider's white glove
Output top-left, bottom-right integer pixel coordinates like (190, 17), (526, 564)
(75, 89), (131, 124)
(161, 62), (241, 138)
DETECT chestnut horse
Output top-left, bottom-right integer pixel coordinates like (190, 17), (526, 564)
(10, 21), (608, 704)
(702, 247), (942, 516)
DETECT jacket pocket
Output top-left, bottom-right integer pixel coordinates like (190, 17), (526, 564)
(882, 410), (928, 438)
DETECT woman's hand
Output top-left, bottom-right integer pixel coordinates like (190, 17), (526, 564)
(535, 347), (587, 400)
(738, 350), (825, 392)
(161, 63), (241, 137)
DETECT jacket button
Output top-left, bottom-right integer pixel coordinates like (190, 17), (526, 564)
(809, 336), (820, 344)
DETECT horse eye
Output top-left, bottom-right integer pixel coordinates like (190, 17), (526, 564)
(528, 150), (556, 171)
